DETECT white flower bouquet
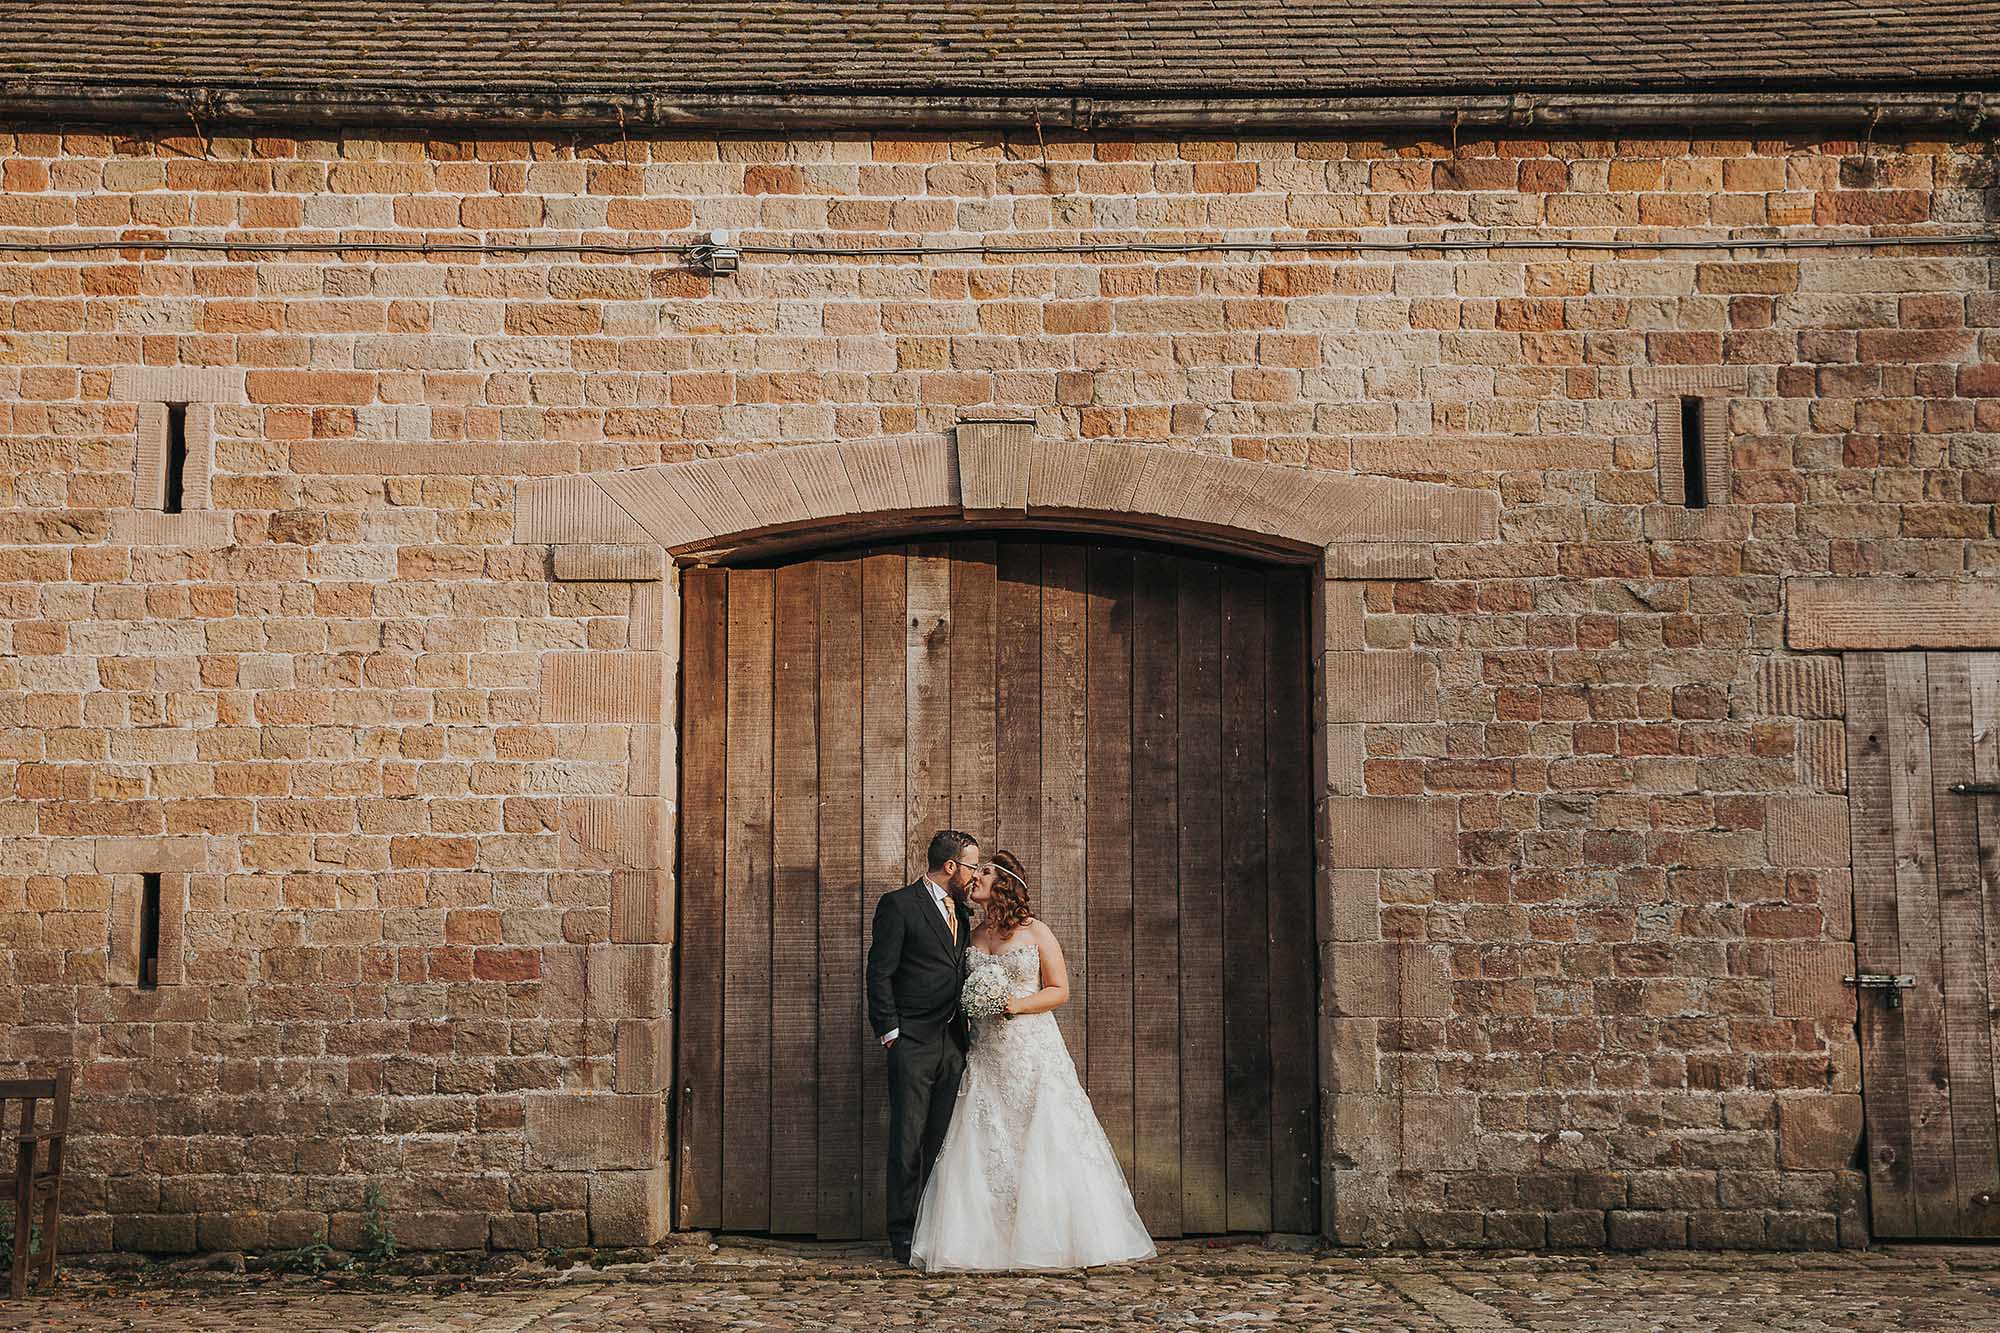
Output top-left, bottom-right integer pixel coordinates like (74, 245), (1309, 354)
(960, 964), (1012, 1020)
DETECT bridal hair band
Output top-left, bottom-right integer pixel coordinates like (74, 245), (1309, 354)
(986, 861), (1027, 889)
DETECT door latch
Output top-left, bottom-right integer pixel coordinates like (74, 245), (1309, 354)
(1845, 973), (1916, 1008)
(1947, 782), (2000, 795)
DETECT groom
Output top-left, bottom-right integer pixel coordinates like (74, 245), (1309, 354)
(866, 828), (979, 1264)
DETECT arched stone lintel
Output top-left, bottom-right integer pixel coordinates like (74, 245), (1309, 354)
(515, 431), (1497, 558)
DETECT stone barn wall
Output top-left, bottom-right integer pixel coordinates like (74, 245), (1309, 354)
(0, 123), (1995, 1252)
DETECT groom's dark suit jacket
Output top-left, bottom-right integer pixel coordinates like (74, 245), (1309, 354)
(866, 879), (971, 1050)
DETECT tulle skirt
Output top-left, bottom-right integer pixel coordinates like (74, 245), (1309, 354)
(909, 1010), (1157, 1272)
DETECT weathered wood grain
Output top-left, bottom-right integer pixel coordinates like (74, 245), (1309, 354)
(1085, 547), (1137, 1180)
(1264, 568), (1317, 1234)
(995, 542), (1043, 874)
(1177, 558), (1228, 1235)
(1219, 563), (1274, 1234)
(815, 556), (865, 1239)
(950, 542), (998, 842)
(905, 543), (953, 880)
(1041, 543), (1090, 1068)
(1883, 653), (1956, 1237)
(859, 549), (908, 1241)
(769, 563), (819, 1234)
(675, 569), (728, 1230)
(1130, 551), (1183, 1236)
(1925, 654), (2000, 1236)
(721, 569), (775, 1231)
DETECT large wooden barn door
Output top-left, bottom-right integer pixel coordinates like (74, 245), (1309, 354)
(676, 537), (1317, 1239)
(1845, 652), (2000, 1238)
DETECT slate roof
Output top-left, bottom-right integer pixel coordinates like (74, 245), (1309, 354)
(2, 2), (1996, 130)
(8, 1), (2000, 96)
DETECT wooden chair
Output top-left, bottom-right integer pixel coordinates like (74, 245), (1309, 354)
(3, 1070), (69, 1299)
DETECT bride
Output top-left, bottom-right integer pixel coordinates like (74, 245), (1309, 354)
(908, 850), (1157, 1271)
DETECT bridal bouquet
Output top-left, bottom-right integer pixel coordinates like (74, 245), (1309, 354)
(960, 965), (1012, 1020)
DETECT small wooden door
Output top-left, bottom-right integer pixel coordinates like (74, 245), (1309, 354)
(1845, 652), (2000, 1238)
(676, 536), (1318, 1239)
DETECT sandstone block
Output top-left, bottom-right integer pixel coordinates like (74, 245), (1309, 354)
(1321, 651), (1437, 723)
(551, 544), (665, 582)
(1327, 1094), (1397, 1171)
(524, 1092), (666, 1170)
(1327, 941), (1451, 1018)
(1401, 1095), (1477, 1170)
(587, 942), (671, 1021)
(615, 1017), (674, 1094)
(1788, 578), (2000, 650)
(955, 419), (1033, 512)
(1312, 475), (1498, 545)
(1607, 1210), (1689, 1250)
(515, 475), (655, 545)
(1770, 941), (1858, 1019)
(1751, 657), (1845, 718)
(246, 370), (375, 405)
(588, 1166), (671, 1245)
(611, 868), (675, 944)
(1798, 720), (1849, 793)
(1321, 542), (1435, 581)
(587, 467), (715, 548)
(1321, 868), (1380, 942)
(1319, 723), (1367, 797)
(1317, 584), (1365, 652)
(111, 365), (244, 403)
(543, 652), (663, 723)
(1767, 796), (1851, 867)
(1778, 1094), (1864, 1170)
(1323, 797), (1456, 867)
(560, 797), (663, 870)
(111, 511), (232, 548)
(95, 837), (206, 872)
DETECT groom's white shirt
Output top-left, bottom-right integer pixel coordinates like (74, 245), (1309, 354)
(880, 875), (955, 1047)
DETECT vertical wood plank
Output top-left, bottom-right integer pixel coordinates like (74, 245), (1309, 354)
(1885, 652), (1957, 1236)
(1927, 653), (1999, 1236)
(1264, 568), (1317, 1234)
(721, 568), (775, 1230)
(1177, 558), (1228, 1234)
(859, 548), (907, 1241)
(995, 542), (1043, 874)
(675, 568), (728, 1230)
(769, 562), (819, 1234)
(1130, 550), (1183, 1236)
(1041, 543), (1090, 1068)
(1086, 548), (1137, 1181)
(815, 556), (865, 1239)
(906, 542), (954, 877)
(1219, 563), (1273, 1233)
(1970, 653), (2000, 1238)
(951, 542), (999, 843)
(1847, 651), (1916, 1237)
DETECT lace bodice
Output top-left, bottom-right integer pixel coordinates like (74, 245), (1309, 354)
(967, 942), (1041, 998)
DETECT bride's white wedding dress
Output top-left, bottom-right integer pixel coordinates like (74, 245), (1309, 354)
(908, 940), (1157, 1271)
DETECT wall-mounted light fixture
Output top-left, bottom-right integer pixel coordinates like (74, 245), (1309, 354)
(689, 230), (740, 276)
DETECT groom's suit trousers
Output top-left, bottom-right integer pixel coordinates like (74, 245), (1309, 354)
(868, 879), (972, 1251)
(885, 1032), (965, 1250)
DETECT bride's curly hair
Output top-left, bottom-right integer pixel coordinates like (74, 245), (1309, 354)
(981, 850), (1034, 936)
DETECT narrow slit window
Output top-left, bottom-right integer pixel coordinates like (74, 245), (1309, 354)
(162, 404), (188, 514)
(1679, 397), (1708, 509)
(139, 872), (162, 989)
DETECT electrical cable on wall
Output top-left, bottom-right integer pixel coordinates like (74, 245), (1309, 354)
(0, 231), (1995, 263)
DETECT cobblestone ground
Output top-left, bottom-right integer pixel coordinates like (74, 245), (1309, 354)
(5, 1241), (2000, 1332)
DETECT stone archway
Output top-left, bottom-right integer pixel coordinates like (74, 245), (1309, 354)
(513, 423), (1495, 1245)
